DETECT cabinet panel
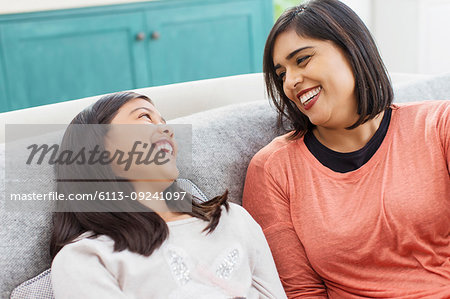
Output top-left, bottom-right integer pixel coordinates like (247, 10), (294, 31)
(146, 0), (270, 86)
(0, 29), (8, 111)
(2, 12), (148, 112)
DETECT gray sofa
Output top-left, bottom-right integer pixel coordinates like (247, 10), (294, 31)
(1, 72), (449, 298)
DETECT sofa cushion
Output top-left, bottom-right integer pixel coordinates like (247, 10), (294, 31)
(393, 72), (450, 102)
(10, 269), (54, 299)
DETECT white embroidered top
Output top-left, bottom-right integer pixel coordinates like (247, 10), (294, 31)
(51, 203), (287, 299)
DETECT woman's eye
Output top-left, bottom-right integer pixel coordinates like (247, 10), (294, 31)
(297, 55), (311, 65)
(277, 72), (286, 81)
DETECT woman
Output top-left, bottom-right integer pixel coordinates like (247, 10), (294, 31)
(242, 0), (449, 298)
(50, 92), (286, 299)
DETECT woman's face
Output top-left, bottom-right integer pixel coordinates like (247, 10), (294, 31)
(272, 29), (358, 129)
(105, 97), (179, 182)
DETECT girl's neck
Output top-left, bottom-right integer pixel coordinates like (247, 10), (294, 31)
(312, 110), (385, 153)
(131, 180), (192, 222)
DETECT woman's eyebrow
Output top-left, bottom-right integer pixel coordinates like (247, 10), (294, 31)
(275, 46), (313, 69)
(286, 46), (313, 60)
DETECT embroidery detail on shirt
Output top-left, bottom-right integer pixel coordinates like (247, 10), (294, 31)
(216, 249), (239, 279)
(167, 249), (190, 285)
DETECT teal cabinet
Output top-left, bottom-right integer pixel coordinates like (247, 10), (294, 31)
(0, 30), (8, 111)
(146, 1), (267, 85)
(2, 12), (149, 111)
(0, 0), (272, 112)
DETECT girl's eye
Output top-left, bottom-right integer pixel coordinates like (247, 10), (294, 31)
(139, 113), (152, 121)
(297, 55), (311, 65)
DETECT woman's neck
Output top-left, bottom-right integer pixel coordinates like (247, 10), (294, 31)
(312, 111), (385, 153)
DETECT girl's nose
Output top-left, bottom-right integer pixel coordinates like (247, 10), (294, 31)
(157, 124), (174, 137)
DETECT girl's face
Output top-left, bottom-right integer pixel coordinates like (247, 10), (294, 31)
(105, 97), (179, 182)
(272, 29), (358, 129)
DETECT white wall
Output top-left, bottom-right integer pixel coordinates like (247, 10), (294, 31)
(342, 0), (450, 75)
(340, 0), (373, 28)
(372, 0), (419, 74)
(416, 0), (450, 74)
(0, 0), (154, 14)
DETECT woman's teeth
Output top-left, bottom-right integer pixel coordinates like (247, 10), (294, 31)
(299, 86), (322, 105)
(155, 142), (174, 155)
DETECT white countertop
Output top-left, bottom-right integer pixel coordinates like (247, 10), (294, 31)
(0, 0), (156, 15)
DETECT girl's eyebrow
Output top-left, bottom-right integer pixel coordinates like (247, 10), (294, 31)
(274, 46), (313, 69)
(129, 107), (155, 115)
(130, 107), (166, 123)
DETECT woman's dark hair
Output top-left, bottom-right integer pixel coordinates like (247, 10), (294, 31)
(263, 0), (393, 139)
(50, 91), (228, 258)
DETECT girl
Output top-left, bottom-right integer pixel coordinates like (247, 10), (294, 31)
(50, 91), (286, 299)
(243, 0), (449, 298)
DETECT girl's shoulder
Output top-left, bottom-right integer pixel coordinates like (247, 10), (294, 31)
(226, 202), (254, 219)
(53, 232), (114, 262)
(218, 203), (263, 233)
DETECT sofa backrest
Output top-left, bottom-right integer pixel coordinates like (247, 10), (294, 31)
(0, 73), (268, 144)
(0, 72), (436, 144)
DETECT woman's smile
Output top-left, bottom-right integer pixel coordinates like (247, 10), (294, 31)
(297, 85), (322, 110)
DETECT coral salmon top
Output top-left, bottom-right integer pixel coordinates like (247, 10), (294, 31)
(243, 101), (450, 298)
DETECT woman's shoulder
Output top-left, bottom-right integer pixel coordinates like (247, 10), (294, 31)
(393, 100), (449, 130)
(393, 100), (449, 117)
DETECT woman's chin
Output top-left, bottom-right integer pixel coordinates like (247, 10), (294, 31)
(305, 111), (330, 127)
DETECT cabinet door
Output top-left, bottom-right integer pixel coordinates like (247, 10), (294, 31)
(2, 12), (149, 112)
(0, 28), (8, 111)
(146, 0), (271, 86)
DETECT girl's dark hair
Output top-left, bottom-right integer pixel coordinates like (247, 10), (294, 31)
(50, 91), (229, 258)
(263, 0), (393, 139)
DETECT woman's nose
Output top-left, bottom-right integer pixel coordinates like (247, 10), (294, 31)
(284, 69), (304, 91)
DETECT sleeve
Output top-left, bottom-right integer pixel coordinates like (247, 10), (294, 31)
(436, 101), (450, 171)
(51, 240), (128, 299)
(242, 153), (328, 298)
